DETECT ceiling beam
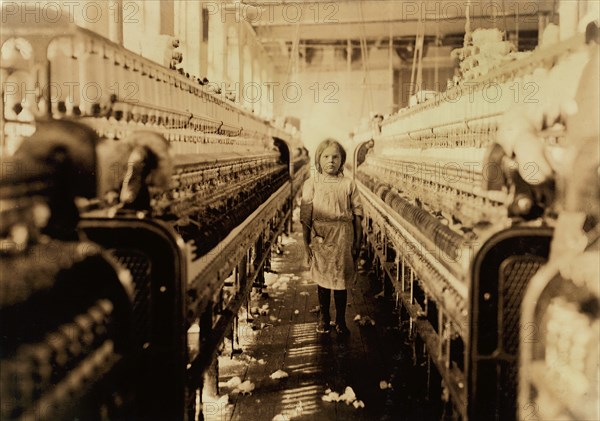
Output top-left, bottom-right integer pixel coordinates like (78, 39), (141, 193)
(256, 15), (541, 41)
(246, 0), (554, 26)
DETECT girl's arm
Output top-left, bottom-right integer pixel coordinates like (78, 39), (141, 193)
(350, 180), (363, 259)
(300, 180), (314, 263)
(302, 221), (313, 263)
(352, 214), (363, 260)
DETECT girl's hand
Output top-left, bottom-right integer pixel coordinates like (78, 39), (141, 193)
(305, 244), (313, 265)
(351, 243), (360, 260)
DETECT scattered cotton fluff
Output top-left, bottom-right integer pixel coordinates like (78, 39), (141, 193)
(269, 370), (289, 380)
(225, 376), (242, 388)
(322, 386), (364, 408)
(268, 275), (293, 291)
(272, 403), (303, 421)
(294, 310), (300, 315)
(235, 380), (255, 395)
(353, 400), (365, 409)
(354, 315), (376, 326)
(270, 316), (278, 322)
(380, 380), (391, 390)
(321, 391), (340, 402)
(270, 275), (291, 291)
(280, 235), (298, 245)
(264, 272), (279, 285)
(299, 292), (309, 296)
(339, 386), (357, 404)
(258, 359), (266, 365)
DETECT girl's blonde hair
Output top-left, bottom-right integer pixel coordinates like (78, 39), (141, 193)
(314, 138), (346, 174)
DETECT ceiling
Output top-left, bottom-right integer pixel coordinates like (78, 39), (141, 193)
(242, 0), (555, 70)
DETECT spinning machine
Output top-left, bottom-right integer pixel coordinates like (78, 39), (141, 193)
(1, 7), (309, 421)
(348, 31), (596, 421)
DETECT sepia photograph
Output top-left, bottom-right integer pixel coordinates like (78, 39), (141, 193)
(0, 1), (598, 420)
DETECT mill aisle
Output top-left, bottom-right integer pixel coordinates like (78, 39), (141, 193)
(201, 217), (441, 421)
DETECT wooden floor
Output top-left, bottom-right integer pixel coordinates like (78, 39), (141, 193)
(201, 227), (443, 421)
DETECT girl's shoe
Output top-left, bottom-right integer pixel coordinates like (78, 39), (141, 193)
(335, 324), (350, 336)
(316, 324), (331, 334)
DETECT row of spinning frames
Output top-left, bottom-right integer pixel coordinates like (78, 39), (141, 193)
(347, 27), (599, 421)
(0, 7), (310, 421)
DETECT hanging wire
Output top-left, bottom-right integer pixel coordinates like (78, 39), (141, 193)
(286, 20), (301, 81)
(281, 19), (301, 115)
(501, 0), (508, 41)
(465, 0), (472, 48)
(409, 14), (425, 97)
(358, 0), (374, 115)
(434, 25), (440, 89)
(358, 35), (367, 118)
(515, 2), (520, 50)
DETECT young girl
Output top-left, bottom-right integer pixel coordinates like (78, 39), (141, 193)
(300, 139), (363, 335)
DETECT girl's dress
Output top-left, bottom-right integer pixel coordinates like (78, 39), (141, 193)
(300, 173), (363, 290)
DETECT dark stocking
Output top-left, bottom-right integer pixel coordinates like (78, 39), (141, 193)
(317, 286), (331, 326)
(333, 289), (347, 327)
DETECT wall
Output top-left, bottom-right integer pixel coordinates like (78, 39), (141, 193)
(270, 46), (394, 154)
(271, 45), (455, 155)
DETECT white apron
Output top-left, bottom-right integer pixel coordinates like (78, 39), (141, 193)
(300, 173), (363, 290)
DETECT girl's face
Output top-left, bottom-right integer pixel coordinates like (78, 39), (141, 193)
(320, 144), (342, 175)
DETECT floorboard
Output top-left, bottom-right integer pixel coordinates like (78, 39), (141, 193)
(202, 225), (441, 421)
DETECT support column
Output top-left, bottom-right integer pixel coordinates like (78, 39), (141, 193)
(160, 0), (175, 35)
(207, 10), (225, 82)
(253, 235), (265, 289)
(203, 358), (219, 398)
(108, 0), (123, 45)
(238, 254), (248, 292)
